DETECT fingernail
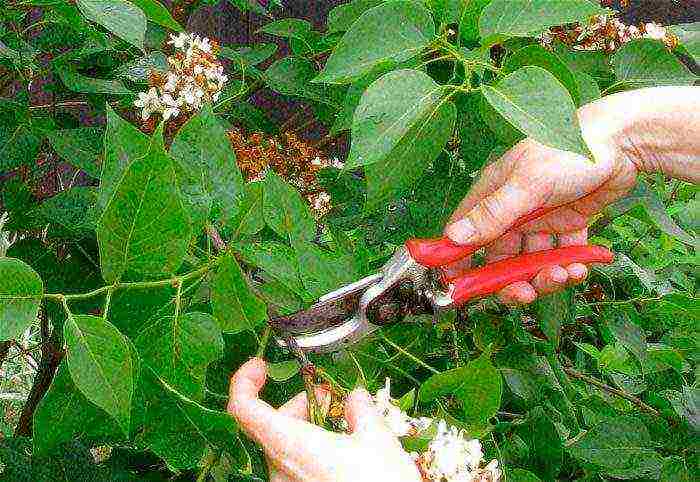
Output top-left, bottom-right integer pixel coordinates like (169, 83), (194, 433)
(445, 218), (476, 244)
(551, 266), (568, 283)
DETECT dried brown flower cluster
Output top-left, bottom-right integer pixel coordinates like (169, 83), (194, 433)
(541, 15), (678, 53)
(227, 128), (344, 216)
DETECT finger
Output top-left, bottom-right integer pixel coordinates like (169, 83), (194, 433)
(484, 232), (522, 263)
(524, 232), (554, 252)
(278, 387), (332, 421)
(227, 358), (337, 469)
(530, 265), (569, 296)
(558, 227), (588, 247)
(496, 281), (537, 305)
(345, 388), (393, 440)
(566, 263), (588, 284)
(445, 179), (544, 246)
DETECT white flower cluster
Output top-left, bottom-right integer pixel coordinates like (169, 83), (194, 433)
(374, 379), (501, 482)
(134, 33), (228, 122)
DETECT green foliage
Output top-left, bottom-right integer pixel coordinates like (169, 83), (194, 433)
(0, 1), (698, 480)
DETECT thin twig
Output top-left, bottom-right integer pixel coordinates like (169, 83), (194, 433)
(256, 326), (271, 358)
(380, 334), (440, 374)
(563, 366), (660, 417)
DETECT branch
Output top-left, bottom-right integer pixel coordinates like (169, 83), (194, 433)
(0, 340), (11, 371)
(15, 310), (64, 436)
(563, 366), (660, 417)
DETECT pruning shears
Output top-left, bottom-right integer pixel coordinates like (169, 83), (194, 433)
(269, 206), (614, 354)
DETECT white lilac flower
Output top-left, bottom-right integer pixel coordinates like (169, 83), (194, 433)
(425, 420), (484, 481)
(134, 87), (162, 121)
(164, 72), (179, 92)
(161, 94), (181, 121)
(644, 22), (667, 40)
(167, 32), (191, 50)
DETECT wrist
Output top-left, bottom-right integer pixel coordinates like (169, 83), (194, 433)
(578, 86), (700, 183)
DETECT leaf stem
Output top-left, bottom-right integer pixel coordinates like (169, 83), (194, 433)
(563, 366), (660, 417)
(256, 326), (271, 358)
(380, 334), (440, 374)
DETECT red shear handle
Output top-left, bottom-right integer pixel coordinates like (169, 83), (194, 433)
(449, 245), (614, 305)
(406, 207), (556, 267)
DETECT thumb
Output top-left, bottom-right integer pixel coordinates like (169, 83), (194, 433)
(444, 181), (540, 246)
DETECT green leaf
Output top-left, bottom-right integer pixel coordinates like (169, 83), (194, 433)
(76, 0), (146, 51)
(507, 468), (543, 482)
(574, 71), (601, 105)
(220, 43), (278, 68)
(360, 70), (456, 211)
(0, 122), (42, 172)
(671, 22), (700, 63)
(116, 51), (168, 83)
(660, 456), (692, 482)
(47, 127), (102, 177)
(504, 44), (580, 105)
(258, 18), (312, 40)
(33, 362), (124, 456)
(517, 406), (563, 480)
(533, 289), (572, 347)
(128, 0), (183, 32)
(327, 0), (384, 34)
(212, 254), (267, 333)
(234, 241), (306, 297)
(0, 257), (43, 341)
(602, 306), (647, 368)
(37, 186), (97, 237)
(170, 103), (244, 223)
(141, 369), (238, 470)
(315, 1), (435, 84)
(97, 131), (192, 283)
(568, 416), (663, 479)
(227, 182), (264, 239)
(63, 314), (134, 435)
(481, 66), (588, 156)
(662, 387), (698, 431)
(265, 57), (329, 103)
(293, 240), (358, 299)
(263, 171), (315, 243)
(613, 39), (697, 88)
(97, 105), (150, 214)
(460, 0), (493, 43)
(348, 69), (453, 169)
(267, 360), (301, 382)
(419, 351), (502, 430)
(479, 0), (604, 38)
(135, 312), (223, 399)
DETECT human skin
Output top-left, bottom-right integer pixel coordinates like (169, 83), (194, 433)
(227, 358), (422, 482)
(443, 86), (700, 305)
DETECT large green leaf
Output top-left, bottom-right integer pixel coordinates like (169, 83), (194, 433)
(76, 0), (146, 51)
(47, 127), (102, 177)
(37, 186), (97, 237)
(97, 105), (150, 215)
(265, 57), (331, 104)
(479, 0), (604, 38)
(33, 362), (124, 456)
(262, 171), (315, 243)
(63, 314), (134, 435)
(419, 351), (502, 430)
(170, 103), (244, 224)
(135, 312), (223, 399)
(97, 131), (192, 283)
(0, 257), (43, 341)
(327, 0), (384, 33)
(226, 182), (265, 239)
(56, 62), (131, 94)
(129, 0), (183, 31)
(315, 1), (435, 84)
(259, 18), (313, 40)
(660, 457), (692, 482)
(211, 254), (267, 333)
(141, 369), (238, 470)
(361, 70), (457, 211)
(459, 0), (492, 43)
(663, 387), (699, 431)
(503, 44), (580, 105)
(533, 289), (573, 348)
(293, 240), (358, 299)
(481, 66), (588, 155)
(613, 39), (697, 88)
(234, 241), (306, 297)
(348, 69), (453, 169)
(602, 306), (647, 368)
(507, 469), (543, 482)
(568, 416), (664, 479)
(516, 406), (563, 480)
